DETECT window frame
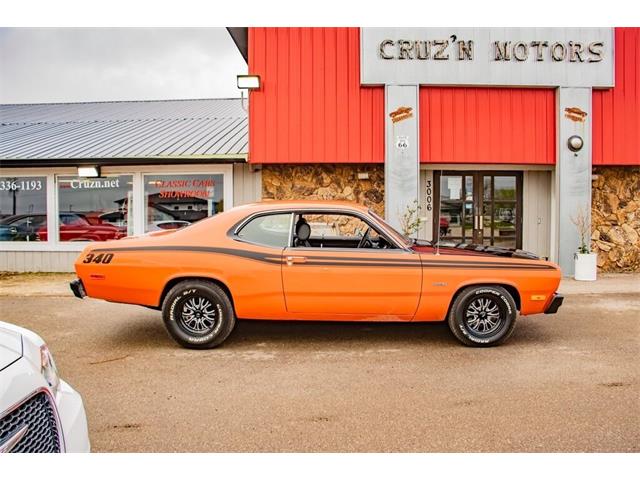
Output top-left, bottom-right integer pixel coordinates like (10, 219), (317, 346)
(142, 171), (230, 234)
(0, 164), (233, 252)
(289, 210), (401, 251)
(231, 208), (408, 252)
(56, 173), (134, 243)
(0, 172), (52, 248)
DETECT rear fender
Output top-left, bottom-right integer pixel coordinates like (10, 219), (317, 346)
(157, 273), (233, 309)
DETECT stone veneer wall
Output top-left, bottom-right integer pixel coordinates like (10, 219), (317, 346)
(591, 167), (640, 272)
(261, 164), (385, 215)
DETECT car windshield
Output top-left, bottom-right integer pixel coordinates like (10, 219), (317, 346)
(368, 209), (412, 248)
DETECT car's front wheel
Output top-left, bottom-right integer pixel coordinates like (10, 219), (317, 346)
(447, 285), (517, 347)
(162, 280), (236, 349)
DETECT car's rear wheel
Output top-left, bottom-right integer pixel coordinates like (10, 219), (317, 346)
(161, 280), (236, 349)
(447, 285), (517, 347)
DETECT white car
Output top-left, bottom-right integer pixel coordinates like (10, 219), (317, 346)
(0, 321), (90, 453)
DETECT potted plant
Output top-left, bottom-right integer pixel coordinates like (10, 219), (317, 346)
(571, 206), (597, 281)
(399, 200), (423, 237)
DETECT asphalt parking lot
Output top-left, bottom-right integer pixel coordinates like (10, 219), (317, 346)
(0, 273), (638, 452)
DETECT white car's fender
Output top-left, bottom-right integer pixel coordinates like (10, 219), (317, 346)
(0, 320), (90, 453)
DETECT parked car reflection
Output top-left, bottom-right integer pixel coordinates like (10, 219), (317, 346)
(0, 212), (126, 242)
(0, 214), (47, 241)
(39, 213), (126, 241)
(147, 220), (191, 232)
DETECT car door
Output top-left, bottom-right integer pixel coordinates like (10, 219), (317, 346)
(230, 211), (293, 319)
(281, 211), (422, 317)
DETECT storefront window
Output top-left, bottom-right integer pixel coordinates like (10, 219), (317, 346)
(0, 176), (47, 242)
(56, 175), (133, 242)
(144, 174), (224, 232)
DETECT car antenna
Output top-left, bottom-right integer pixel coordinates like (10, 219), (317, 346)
(436, 170), (442, 256)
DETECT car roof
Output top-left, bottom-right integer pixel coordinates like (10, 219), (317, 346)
(234, 200), (371, 213)
(0, 213), (45, 223)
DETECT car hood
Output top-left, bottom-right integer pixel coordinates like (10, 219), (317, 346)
(411, 241), (540, 260)
(0, 324), (23, 370)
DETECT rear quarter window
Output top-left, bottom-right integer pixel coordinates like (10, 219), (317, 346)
(237, 213), (292, 248)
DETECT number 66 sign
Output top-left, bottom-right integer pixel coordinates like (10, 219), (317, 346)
(395, 135), (409, 150)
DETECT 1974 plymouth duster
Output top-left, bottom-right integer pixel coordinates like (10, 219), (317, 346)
(70, 201), (563, 348)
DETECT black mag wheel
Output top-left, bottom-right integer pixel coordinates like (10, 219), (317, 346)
(447, 285), (517, 347)
(162, 280), (236, 349)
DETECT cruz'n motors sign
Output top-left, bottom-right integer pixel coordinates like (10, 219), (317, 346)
(361, 28), (614, 88)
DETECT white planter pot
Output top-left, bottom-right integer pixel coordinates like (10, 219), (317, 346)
(574, 252), (598, 281)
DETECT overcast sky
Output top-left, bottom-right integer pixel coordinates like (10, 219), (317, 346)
(0, 28), (247, 104)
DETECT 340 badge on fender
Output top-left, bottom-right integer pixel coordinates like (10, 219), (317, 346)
(82, 253), (114, 264)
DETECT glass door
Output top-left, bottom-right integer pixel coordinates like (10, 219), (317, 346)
(481, 174), (521, 248)
(434, 173), (475, 244)
(434, 171), (522, 249)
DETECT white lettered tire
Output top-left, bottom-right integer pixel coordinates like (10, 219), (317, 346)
(447, 285), (517, 347)
(162, 280), (236, 349)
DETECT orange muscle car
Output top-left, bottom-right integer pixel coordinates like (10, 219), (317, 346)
(70, 201), (563, 348)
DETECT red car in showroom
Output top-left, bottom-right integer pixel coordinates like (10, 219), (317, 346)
(36, 213), (126, 242)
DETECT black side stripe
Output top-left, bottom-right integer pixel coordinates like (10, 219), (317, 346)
(90, 245), (556, 270)
(91, 245), (282, 265)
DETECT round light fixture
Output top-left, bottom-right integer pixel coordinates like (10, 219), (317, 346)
(567, 135), (584, 152)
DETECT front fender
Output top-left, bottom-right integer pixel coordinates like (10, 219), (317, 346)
(413, 264), (560, 320)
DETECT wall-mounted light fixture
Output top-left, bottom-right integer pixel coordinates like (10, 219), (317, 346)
(77, 166), (101, 177)
(237, 75), (261, 90)
(237, 75), (261, 112)
(567, 135), (584, 153)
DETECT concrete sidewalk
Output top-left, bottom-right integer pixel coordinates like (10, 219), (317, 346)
(0, 271), (638, 297)
(559, 273), (640, 295)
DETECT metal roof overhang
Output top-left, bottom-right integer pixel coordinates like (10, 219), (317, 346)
(226, 28), (248, 62)
(0, 154), (248, 168)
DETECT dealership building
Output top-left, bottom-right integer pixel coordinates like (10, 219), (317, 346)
(0, 99), (260, 271)
(1, 27), (638, 274)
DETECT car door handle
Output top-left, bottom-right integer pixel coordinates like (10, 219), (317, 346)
(285, 256), (307, 266)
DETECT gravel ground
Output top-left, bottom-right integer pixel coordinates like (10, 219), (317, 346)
(0, 273), (638, 452)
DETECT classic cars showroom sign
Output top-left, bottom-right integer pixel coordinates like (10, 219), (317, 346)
(360, 28), (614, 87)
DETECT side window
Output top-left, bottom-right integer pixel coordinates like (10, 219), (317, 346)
(60, 214), (86, 226)
(237, 213), (292, 248)
(13, 216), (45, 229)
(306, 214), (378, 240)
(293, 212), (394, 249)
(11, 216), (33, 227)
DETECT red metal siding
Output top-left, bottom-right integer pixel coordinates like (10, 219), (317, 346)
(250, 27), (637, 167)
(593, 28), (640, 166)
(420, 87), (557, 164)
(248, 27), (384, 164)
